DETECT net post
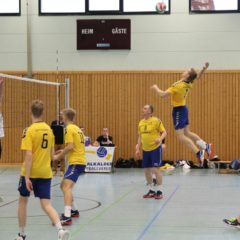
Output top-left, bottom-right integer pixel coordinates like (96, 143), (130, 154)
(65, 78), (70, 108)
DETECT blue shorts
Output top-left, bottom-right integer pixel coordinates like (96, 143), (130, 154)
(18, 176), (51, 199)
(172, 106), (189, 130)
(142, 146), (162, 168)
(64, 164), (86, 183)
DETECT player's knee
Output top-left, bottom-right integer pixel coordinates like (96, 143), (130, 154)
(184, 130), (191, 137)
(152, 168), (160, 175)
(144, 168), (151, 175)
(176, 134), (185, 142)
(61, 182), (70, 192)
(60, 182), (64, 190)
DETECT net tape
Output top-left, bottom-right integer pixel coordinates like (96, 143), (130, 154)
(0, 73), (65, 86)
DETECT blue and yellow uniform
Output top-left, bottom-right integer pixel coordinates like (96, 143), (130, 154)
(138, 117), (166, 168)
(64, 123), (86, 182)
(167, 81), (193, 130)
(18, 122), (54, 199)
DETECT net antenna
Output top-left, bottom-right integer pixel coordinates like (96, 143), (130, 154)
(55, 50), (70, 114)
(56, 49), (60, 123)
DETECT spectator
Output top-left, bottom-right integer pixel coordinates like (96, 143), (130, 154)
(94, 128), (115, 147)
(51, 112), (65, 176)
(80, 126), (91, 146)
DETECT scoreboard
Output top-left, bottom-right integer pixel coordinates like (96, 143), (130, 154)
(77, 19), (131, 50)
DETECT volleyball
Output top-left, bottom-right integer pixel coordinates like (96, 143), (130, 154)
(156, 2), (167, 13)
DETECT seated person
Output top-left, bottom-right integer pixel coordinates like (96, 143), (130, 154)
(80, 126), (91, 146)
(93, 128), (115, 147)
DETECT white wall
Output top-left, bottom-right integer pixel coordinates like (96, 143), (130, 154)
(0, 0), (240, 71)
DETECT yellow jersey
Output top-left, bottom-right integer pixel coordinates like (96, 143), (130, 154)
(21, 122), (54, 179)
(65, 123), (86, 165)
(167, 81), (193, 107)
(138, 117), (166, 152)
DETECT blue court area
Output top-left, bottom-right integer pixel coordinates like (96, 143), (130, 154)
(1, 167), (240, 240)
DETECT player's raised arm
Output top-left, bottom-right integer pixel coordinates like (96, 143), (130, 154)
(151, 84), (170, 98)
(197, 62), (209, 80)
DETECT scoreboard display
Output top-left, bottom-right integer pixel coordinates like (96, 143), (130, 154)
(77, 19), (131, 50)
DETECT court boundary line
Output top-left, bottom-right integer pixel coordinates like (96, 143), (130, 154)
(0, 168), (8, 175)
(0, 196), (101, 218)
(136, 185), (180, 240)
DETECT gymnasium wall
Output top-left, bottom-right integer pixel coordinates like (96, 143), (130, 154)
(1, 71), (239, 165)
(1, 0), (240, 71)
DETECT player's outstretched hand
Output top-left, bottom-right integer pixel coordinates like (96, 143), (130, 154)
(25, 178), (33, 192)
(205, 62), (209, 69)
(151, 84), (158, 91)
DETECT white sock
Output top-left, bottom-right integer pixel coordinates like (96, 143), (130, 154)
(19, 227), (25, 236)
(147, 184), (153, 191)
(156, 185), (162, 192)
(72, 201), (78, 211)
(55, 221), (63, 231)
(64, 206), (72, 218)
(196, 139), (207, 150)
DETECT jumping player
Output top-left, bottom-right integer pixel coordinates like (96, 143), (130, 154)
(136, 105), (167, 199)
(151, 62), (213, 166)
(16, 100), (69, 240)
(152, 138), (166, 185)
(53, 108), (86, 226)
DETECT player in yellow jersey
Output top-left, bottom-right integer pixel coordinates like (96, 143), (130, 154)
(53, 108), (86, 226)
(151, 62), (213, 166)
(16, 100), (69, 240)
(136, 105), (167, 200)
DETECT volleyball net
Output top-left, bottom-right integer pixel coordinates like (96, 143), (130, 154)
(0, 73), (70, 164)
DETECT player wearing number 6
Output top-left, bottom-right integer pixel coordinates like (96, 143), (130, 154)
(151, 62), (213, 166)
(53, 108), (86, 226)
(16, 100), (69, 240)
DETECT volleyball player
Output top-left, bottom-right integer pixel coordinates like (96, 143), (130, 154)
(136, 105), (167, 199)
(151, 62), (213, 166)
(53, 108), (86, 226)
(16, 100), (69, 240)
(0, 78), (4, 158)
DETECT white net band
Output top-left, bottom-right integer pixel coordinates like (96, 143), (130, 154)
(0, 73), (65, 86)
